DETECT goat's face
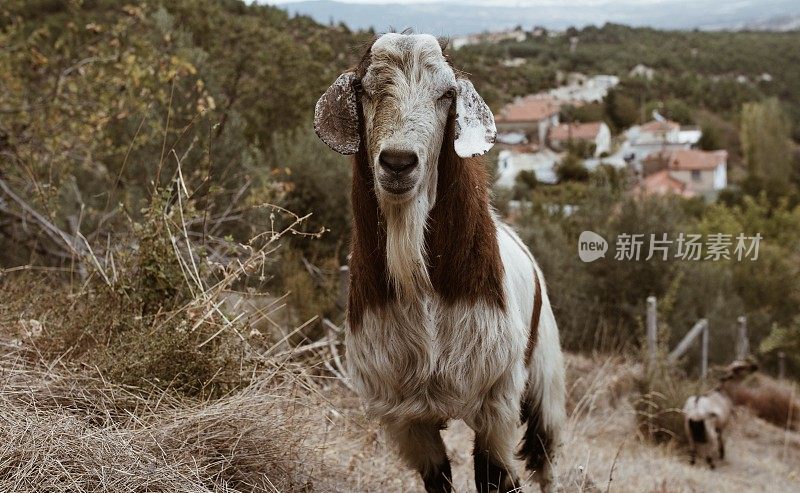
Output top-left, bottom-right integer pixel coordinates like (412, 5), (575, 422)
(314, 33), (496, 205)
(721, 359), (759, 381)
(359, 34), (455, 201)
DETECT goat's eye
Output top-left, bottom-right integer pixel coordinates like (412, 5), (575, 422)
(439, 88), (456, 101)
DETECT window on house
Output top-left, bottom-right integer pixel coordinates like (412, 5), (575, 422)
(691, 170), (701, 181)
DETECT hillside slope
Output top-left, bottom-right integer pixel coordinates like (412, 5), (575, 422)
(329, 354), (800, 492)
(2, 328), (797, 493)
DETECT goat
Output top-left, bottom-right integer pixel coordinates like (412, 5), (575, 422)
(682, 359), (758, 468)
(314, 33), (566, 493)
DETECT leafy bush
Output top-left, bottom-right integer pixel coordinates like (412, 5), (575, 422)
(512, 169), (539, 199)
(0, 181), (322, 397)
(270, 128), (352, 259)
(556, 153), (590, 182)
(565, 139), (597, 159)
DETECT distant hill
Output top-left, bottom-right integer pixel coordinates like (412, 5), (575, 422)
(279, 0), (800, 36)
(745, 14), (800, 31)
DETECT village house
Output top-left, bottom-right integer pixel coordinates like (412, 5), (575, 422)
(638, 149), (727, 198)
(631, 119), (681, 145)
(501, 57), (527, 67)
(496, 148), (563, 188)
(495, 96), (561, 145)
(634, 170), (694, 198)
(548, 121), (611, 157)
(623, 118), (702, 168)
(547, 74), (620, 103)
(668, 149), (727, 194)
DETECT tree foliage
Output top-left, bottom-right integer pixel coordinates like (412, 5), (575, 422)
(0, 0), (368, 266)
(740, 98), (796, 202)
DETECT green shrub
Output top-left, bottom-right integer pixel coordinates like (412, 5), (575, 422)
(556, 153), (590, 182)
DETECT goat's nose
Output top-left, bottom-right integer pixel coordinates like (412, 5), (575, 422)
(379, 149), (418, 174)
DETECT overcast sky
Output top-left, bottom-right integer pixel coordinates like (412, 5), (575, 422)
(262, 0), (672, 4)
(256, 0), (799, 34)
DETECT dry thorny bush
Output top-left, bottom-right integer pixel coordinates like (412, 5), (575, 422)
(0, 156), (359, 491)
(1, 156), (341, 394)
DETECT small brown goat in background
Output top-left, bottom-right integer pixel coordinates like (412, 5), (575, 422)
(682, 360), (758, 468)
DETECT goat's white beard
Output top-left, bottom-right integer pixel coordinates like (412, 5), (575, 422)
(382, 193), (432, 301)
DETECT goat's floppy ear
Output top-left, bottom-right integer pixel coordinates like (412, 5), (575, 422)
(453, 79), (496, 158)
(314, 72), (360, 155)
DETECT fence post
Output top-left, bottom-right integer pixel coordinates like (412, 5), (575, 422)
(736, 316), (749, 360)
(668, 318), (708, 363)
(700, 320), (709, 380)
(646, 296), (657, 366)
(778, 351), (786, 380)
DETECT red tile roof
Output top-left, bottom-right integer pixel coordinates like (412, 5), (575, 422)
(549, 122), (603, 141)
(668, 149), (727, 171)
(635, 170), (695, 198)
(496, 96), (561, 123)
(640, 119), (680, 133)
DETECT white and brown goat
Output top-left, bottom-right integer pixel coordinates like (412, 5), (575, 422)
(682, 360), (758, 468)
(314, 33), (566, 492)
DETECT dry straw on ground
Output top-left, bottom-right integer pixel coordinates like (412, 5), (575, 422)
(0, 343), (357, 493)
(2, 337), (800, 492)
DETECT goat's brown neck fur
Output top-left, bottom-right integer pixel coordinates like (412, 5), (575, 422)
(348, 116), (505, 330)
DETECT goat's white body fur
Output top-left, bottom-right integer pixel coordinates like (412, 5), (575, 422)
(346, 215), (566, 471)
(683, 391), (732, 464)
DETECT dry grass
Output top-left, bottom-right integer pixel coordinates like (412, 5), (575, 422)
(2, 338), (800, 493)
(0, 342), (358, 493)
(729, 373), (800, 431)
(333, 354), (800, 493)
(556, 355), (800, 493)
(632, 363), (699, 445)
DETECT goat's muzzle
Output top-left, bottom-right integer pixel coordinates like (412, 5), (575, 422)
(376, 148), (419, 197)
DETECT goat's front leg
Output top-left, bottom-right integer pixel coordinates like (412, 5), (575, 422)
(685, 421), (696, 465)
(470, 400), (522, 493)
(384, 419), (452, 493)
(717, 428), (725, 460)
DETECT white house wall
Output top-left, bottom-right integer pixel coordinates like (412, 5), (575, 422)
(495, 149), (563, 188)
(594, 123), (611, 156)
(713, 162), (727, 190)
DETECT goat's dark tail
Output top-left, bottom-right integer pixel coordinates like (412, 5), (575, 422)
(518, 397), (555, 475)
(688, 419), (707, 443)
